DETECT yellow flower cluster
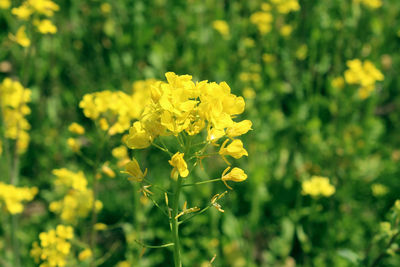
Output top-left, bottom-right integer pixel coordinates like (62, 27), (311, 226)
(354, 0), (382, 9)
(126, 72), (250, 147)
(0, 182), (38, 214)
(49, 169), (102, 223)
(0, 78), (31, 154)
(125, 72), (251, 187)
(30, 225), (74, 267)
(302, 176), (335, 197)
(344, 59), (384, 99)
(9, 0), (59, 46)
(80, 85), (154, 135)
(250, 1), (299, 35)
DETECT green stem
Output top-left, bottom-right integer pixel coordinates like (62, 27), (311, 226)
(181, 178), (222, 187)
(171, 177), (183, 267)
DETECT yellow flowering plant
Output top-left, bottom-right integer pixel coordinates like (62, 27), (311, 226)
(123, 72), (251, 266)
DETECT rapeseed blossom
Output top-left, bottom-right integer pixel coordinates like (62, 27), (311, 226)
(0, 78), (32, 154)
(213, 20), (230, 38)
(0, 182), (38, 214)
(250, 1), (300, 35)
(50, 169), (102, 223)
(9, 0), (59, 45)
(125, 72), (251, 189)
(80, 87), (154, 135)
(344, 59), (384, 99)
(169, 152), (189, 178)
(30, 225), (74, 267)
(9, 25), (31, 47)
(302, 176), (335, 197)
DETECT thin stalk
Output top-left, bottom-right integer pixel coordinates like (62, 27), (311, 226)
(181, 178), (222, 187)
(171, 177), (183, 267)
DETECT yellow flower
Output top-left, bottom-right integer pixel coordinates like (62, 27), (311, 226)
(9, 26), (31, 47)
(221, 167), (247, 189)
(262, 53), (276, 63)
(0, 182), (38, 214)
(94, 223), (108, 231)
(28, 0), (60, 16)
(99, 117), (109, 131)
(36, 19), (57, 34)
(125, 121), (152, 149)
(56, 225), (74, 240)
(169, 152), (189, 178)
(302, 176), (335, 197)
(226, 120), (252, 138)
(0, 0), (10, 9)
(101, 162), (116, 178)
(331, 77), (345, 89)
(280, 24), (293, 37)
(68, 122), (85, 135)
(11, 3), (33, 20)
(219, 139), (248, 164)
(213, 20), (230, 38)
(100, 3), (111, 14)
(123, 157), (147, 182)
(250, 11), (273, 35)
(344, 59), (383, 99)
(78, 248), (92, 261)
(67, 137), (81, 152)
(354, 0), (382, 9)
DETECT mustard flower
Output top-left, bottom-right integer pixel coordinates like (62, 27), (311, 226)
(219, 139), (248, 164)
(123, 157), (147, 182)
(9, 26), (31, 47)
(68, 122), (85, 135)
(221, 167), (248, 189)
(302, 176), (335, 197)
(36, 19), (57, 34)
(169, 152), (189, 178)
(213, 20), (230, 38)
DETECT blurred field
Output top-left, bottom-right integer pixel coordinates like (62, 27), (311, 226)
(1, 0), (400, 266)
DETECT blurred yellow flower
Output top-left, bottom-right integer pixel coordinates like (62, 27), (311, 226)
(0, 0), (10, 9)
(78, 248), (92, 261)
(31, 225), (73, 267)
(354, 0), (382, 9)
(280, 24), (293, 37)
(331, 77), (345, 89)
(67, 137), (81, 152)
(302, 176), (335, 197)
(371, 183), (388, 197)
(36, 19), (57, 34)
(11, 3), (33, 20)
(344, 59), (384, 99)
(68, 122), (85, 135)
(213, 20), (230, 38)
(100, 3), (112, 14)
(0, 182), (38, 214)
(9, 26), (31, 47)
(101, 162), (116, 178)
